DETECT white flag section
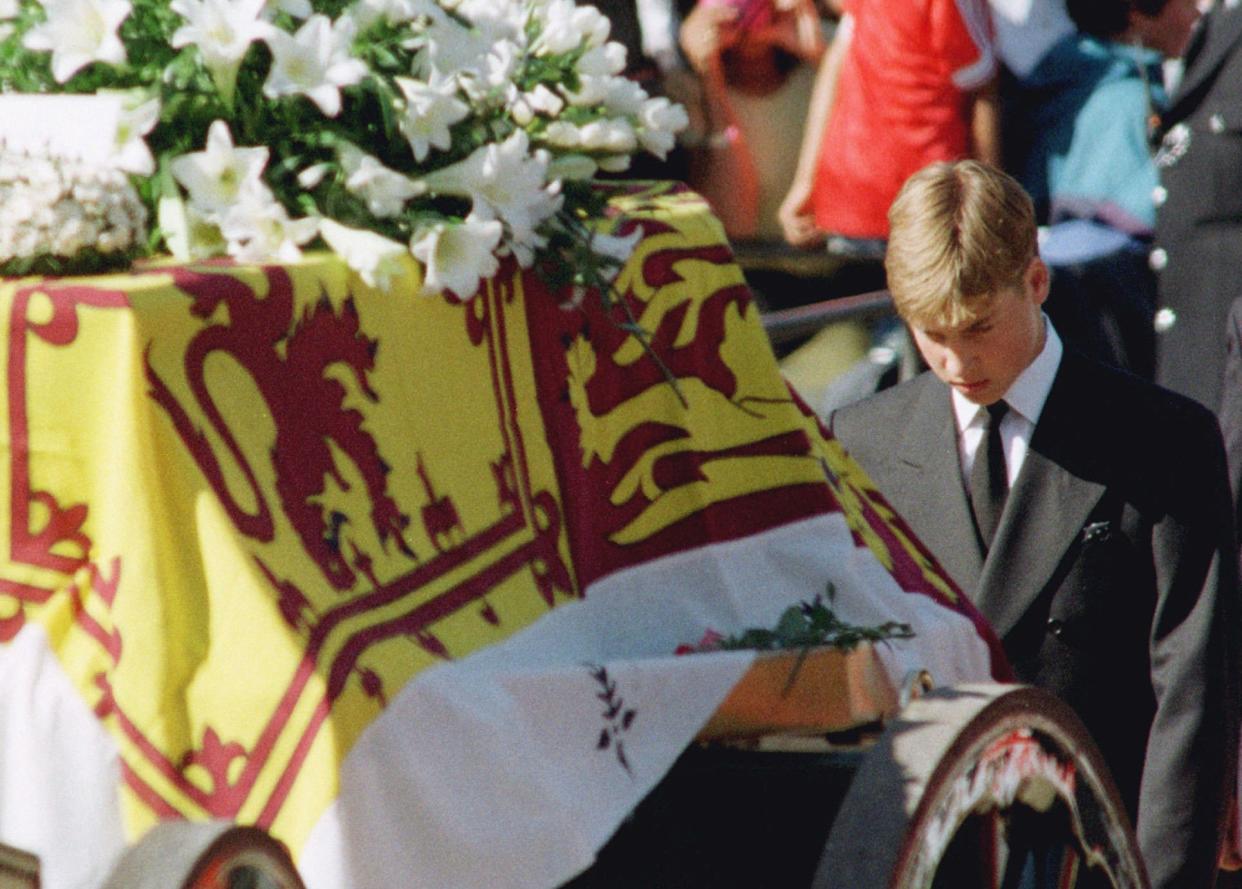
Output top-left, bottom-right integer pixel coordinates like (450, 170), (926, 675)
(298, 512), (995, 889)
(0, 625), (124, 889)
(0, 512), (994, 889)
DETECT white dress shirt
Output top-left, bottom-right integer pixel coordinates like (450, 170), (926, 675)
(952, 317), (1063, 487)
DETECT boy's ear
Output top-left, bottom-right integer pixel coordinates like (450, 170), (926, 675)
(1026, 257), (1051, 306)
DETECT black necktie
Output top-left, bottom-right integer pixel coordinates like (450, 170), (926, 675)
(970, 401), (1009, 552)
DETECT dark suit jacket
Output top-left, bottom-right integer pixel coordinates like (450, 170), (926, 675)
(1221, 298), (1242, 580)
(1154, 2), (1242, 410)
(832, 351), (1239, 889)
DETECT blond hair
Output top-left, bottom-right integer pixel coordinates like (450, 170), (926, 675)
(884, 160), (1037, 328)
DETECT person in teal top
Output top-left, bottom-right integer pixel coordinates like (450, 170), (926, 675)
(1003, 0), (1193, 381)
(1017, 30), (1165, 235)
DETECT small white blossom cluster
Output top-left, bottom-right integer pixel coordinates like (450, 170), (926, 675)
(1, 0), (690, 298)
(0, 146), (147, 267)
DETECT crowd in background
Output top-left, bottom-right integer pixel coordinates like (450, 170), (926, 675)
(596, 0), (1242, 420)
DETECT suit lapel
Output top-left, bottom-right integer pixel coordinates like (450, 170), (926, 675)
(974, 356), (1107, 638)
(1167, 3), (1242, 121)
(894, 378), (986, 594)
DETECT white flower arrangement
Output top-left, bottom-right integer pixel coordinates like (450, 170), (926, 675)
(0, 0), (689, 297)
(0, 145), (148, 273)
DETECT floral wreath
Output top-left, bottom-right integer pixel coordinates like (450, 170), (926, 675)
(0, 0), (689, 301)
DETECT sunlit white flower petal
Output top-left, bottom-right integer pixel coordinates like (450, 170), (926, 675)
(579, 119), (637, 154)
(171, 0), (271, 104)
(23, 0), (131, 83)
(337, 142), (425, 217)
(536, 0), (609, 54)
(591, 227), (642, 266)
(0, 0), (19, 17)
(424, 131), (562, 267)
(425, 130), (559, 233)
(320, 219), (413, 292)
(410, 215), (502, 299)
(170, 119), (269, 215)
(562, 73), (611, 107)
(395, 75), (470, 162)
(219, 190), (318, 262)
(414, 15), (495, 79)
(158, 188), (227, 260)
(347, 0), (438, 29)
(107, 92), (160, 175)
(262, 14), (367, 117)
(637, 96), (689, 159)
(602, 72), (647, 116)
(510, 82), (564, 124)
(453, 0), (524, 37)
(296, 161), (331, 189)
(576, 42), (626, 77)
(541, 120), (580, 149)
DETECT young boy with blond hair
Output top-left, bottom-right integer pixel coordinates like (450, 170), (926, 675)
(832, 160), (1239, 889)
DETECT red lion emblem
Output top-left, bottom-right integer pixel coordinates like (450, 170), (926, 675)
(146, 265), (414, 591)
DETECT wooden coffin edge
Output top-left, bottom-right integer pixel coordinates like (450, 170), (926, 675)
(695, 643), (899, 741)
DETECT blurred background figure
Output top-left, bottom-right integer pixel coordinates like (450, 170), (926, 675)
(776, 0), (998, 255)
(1152, 0), (1242, 412)
(678, 0), (828, 241)
(990, 0), (1075, 87)
(1004, 0), (1195, 381)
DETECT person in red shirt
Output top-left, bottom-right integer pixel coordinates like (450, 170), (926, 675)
(779, 0), (1000, 249)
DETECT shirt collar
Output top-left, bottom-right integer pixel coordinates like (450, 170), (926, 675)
(952, 315), (1063, 432)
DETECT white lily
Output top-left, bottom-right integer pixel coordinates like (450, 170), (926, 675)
(262, 14), (368, 117)
(562, 74), (610, 107)
(170, 119), (269, 216)
(23, 0), (131, 84)
(510, 81), (565, 124)
(536, 0), (609, 55)
(337, 142), (424, 217)
(219, 189), (318, 263)
(158, 188), (228, 260)
(576, 42), (626, 78)
(590, 227), (643, 267)
(107, 92), (160, 175)
(346, 0), (440, 30)
(637, 96), (689, 160)
(541, 120), (580, 149)
(394, 75), (469, 162)
(170, 0), (271, 107)
(409, 214), (502, 298)
(414, 15), (492, 79)
(425, 131), (562, 268)
(578, 119), (637, 154)
(602, 75), (647, 116)
(320, 219), (413, 293)
(453, 0), (524, 36)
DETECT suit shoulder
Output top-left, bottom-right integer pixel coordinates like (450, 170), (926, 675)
(831, 375), (936, 450)
(1063, 356), (1228, 505)
(1076, 357), (1220, 440)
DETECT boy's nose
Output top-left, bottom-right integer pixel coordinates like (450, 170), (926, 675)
(941, 347), (970, 378)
